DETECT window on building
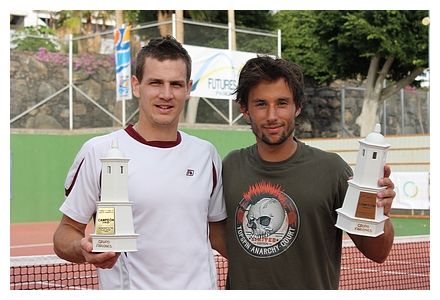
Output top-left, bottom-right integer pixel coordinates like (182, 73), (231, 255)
(362, 149), (366, 156)
(120, 166), (124, 174)
(372, 152), (377, 159)
(107, 166), (111, 174)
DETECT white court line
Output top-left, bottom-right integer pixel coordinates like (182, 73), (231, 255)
(342, 267), (430, 277)
(10, 243), (53, 249)
(384, 259), (430, 267)
(10, 281), (89, 290)
(345, 257), (430, 267)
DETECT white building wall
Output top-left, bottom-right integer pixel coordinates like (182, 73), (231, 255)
(302, 134), (430, 172)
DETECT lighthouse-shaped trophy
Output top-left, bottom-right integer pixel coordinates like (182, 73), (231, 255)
(91, 139), (138, 252)
(335, 124), (390, 237)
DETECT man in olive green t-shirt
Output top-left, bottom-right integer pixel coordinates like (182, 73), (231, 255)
(222, 56), (395, 289)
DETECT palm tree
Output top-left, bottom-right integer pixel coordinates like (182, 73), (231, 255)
(115, 10), (124, 28)
(175, 10), (184, 43)
(228, 10), (236, 50)
(157, 10), (173, 37)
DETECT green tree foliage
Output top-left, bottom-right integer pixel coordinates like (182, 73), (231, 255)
(275, 10), (428, 84)
(11, 26), (60, 52)
(275, 10), (429, 136)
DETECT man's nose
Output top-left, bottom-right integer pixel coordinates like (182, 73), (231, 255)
(159, 84), (173, 100)
(267, 105), (278, 120)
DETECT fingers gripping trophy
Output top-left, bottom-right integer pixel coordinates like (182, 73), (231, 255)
(91, 139), (138, 252)
(336, 124), (390, 237)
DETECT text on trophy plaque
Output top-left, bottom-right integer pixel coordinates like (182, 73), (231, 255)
(96, 207), (115, 234)
(355, 192), (376, 219)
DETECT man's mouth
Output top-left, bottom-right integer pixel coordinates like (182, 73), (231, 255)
(155, 104), (173, 111)
(264, 125), (283, 134)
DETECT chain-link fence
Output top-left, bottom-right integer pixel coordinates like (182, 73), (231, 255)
(10, 17), (279, 130)
(10, 17), (428, 137)
(340, 86), (429, 137)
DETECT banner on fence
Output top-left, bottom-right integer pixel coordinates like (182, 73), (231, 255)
(390, 172), (430, 209)
(185, 45), (257, 100)
(114, 26), (132, 101)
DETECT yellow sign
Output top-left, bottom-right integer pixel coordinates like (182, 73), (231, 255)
(95, 207), (115, 234)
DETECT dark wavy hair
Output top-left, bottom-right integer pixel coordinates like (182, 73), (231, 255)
(134, 35), (192, 83)
(234, 55), (304, 110)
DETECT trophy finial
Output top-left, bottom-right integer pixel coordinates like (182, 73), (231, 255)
(111, 138), (119, 149)
(374, 123), (381, 134)
(106, 139), (125, 159)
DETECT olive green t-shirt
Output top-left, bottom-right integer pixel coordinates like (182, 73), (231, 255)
(222, 139), (352, 289)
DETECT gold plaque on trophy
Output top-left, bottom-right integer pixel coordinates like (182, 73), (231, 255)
(95, 207), (115, 234)
(355, 192), (376, 219)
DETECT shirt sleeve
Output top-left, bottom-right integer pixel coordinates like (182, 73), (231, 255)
(207, 146), (227, 222)
(60, 141), (100, 224)
(336, 161), (354, 210)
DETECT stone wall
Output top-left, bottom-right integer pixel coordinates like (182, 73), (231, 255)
(10, 50), (138, 129)
(295, 82), (430, 138)
(10, 50), (429, 138)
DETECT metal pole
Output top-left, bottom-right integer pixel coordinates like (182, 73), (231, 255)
(228, 22), (233, 125)
(277, 29), (282, 58)
(69, 34), (73, 130)
(228, 21), (232, 51)
(383, 100), (387, 135)
(382, 80), (386, 135)
(401, 88), (405, 134)
(229, 97), (233, 125)
(341, 86), (345, 137)
(122, 100), (126, 127)
(427, 90), (430, 132)
(121, 24), (126, 127)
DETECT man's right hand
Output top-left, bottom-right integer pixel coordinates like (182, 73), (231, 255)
(80, 237), (121, 269)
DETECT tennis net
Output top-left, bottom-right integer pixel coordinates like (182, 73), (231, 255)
(10, 235), (429, 290)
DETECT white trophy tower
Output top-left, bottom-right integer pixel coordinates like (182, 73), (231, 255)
(91, 139), (138, 252)
(335, 124), (390, 237)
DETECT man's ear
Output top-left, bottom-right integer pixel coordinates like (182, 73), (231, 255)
(240, 105), (251, 124)
(240, 105), (248, 116)
(186, 79), (193, 100)
(132, 75), (140, 98)
(240, 104), (248, 114)
(295, 107), (302, 117)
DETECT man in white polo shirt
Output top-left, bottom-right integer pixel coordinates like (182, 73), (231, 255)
(53, 36), (227, 289)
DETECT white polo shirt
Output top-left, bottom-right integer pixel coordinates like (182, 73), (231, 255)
(60, 125), (226, 289)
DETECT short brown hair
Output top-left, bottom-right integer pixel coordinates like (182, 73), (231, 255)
(234, 56), (304, 110)
(135, 36), (192, 83)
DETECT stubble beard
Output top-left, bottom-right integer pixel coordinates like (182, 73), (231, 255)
(249, 118), (295, 146)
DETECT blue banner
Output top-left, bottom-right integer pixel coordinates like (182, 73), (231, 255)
(114, 26), (132, 101)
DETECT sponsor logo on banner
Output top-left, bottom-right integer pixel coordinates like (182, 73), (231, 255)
(114, 26), (132, 101)
(390, 172), (430, 209)
(185, 45), (257, 99)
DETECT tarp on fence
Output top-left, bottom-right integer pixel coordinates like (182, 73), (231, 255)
(185, 45), (257, 99)
(390, 172), (430, 209)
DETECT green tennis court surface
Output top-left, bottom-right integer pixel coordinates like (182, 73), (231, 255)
(391, 217), (430, 236)
(10, 130), (430, 237)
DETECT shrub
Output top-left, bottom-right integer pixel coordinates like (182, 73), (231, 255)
(11, 26), (60, 52)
